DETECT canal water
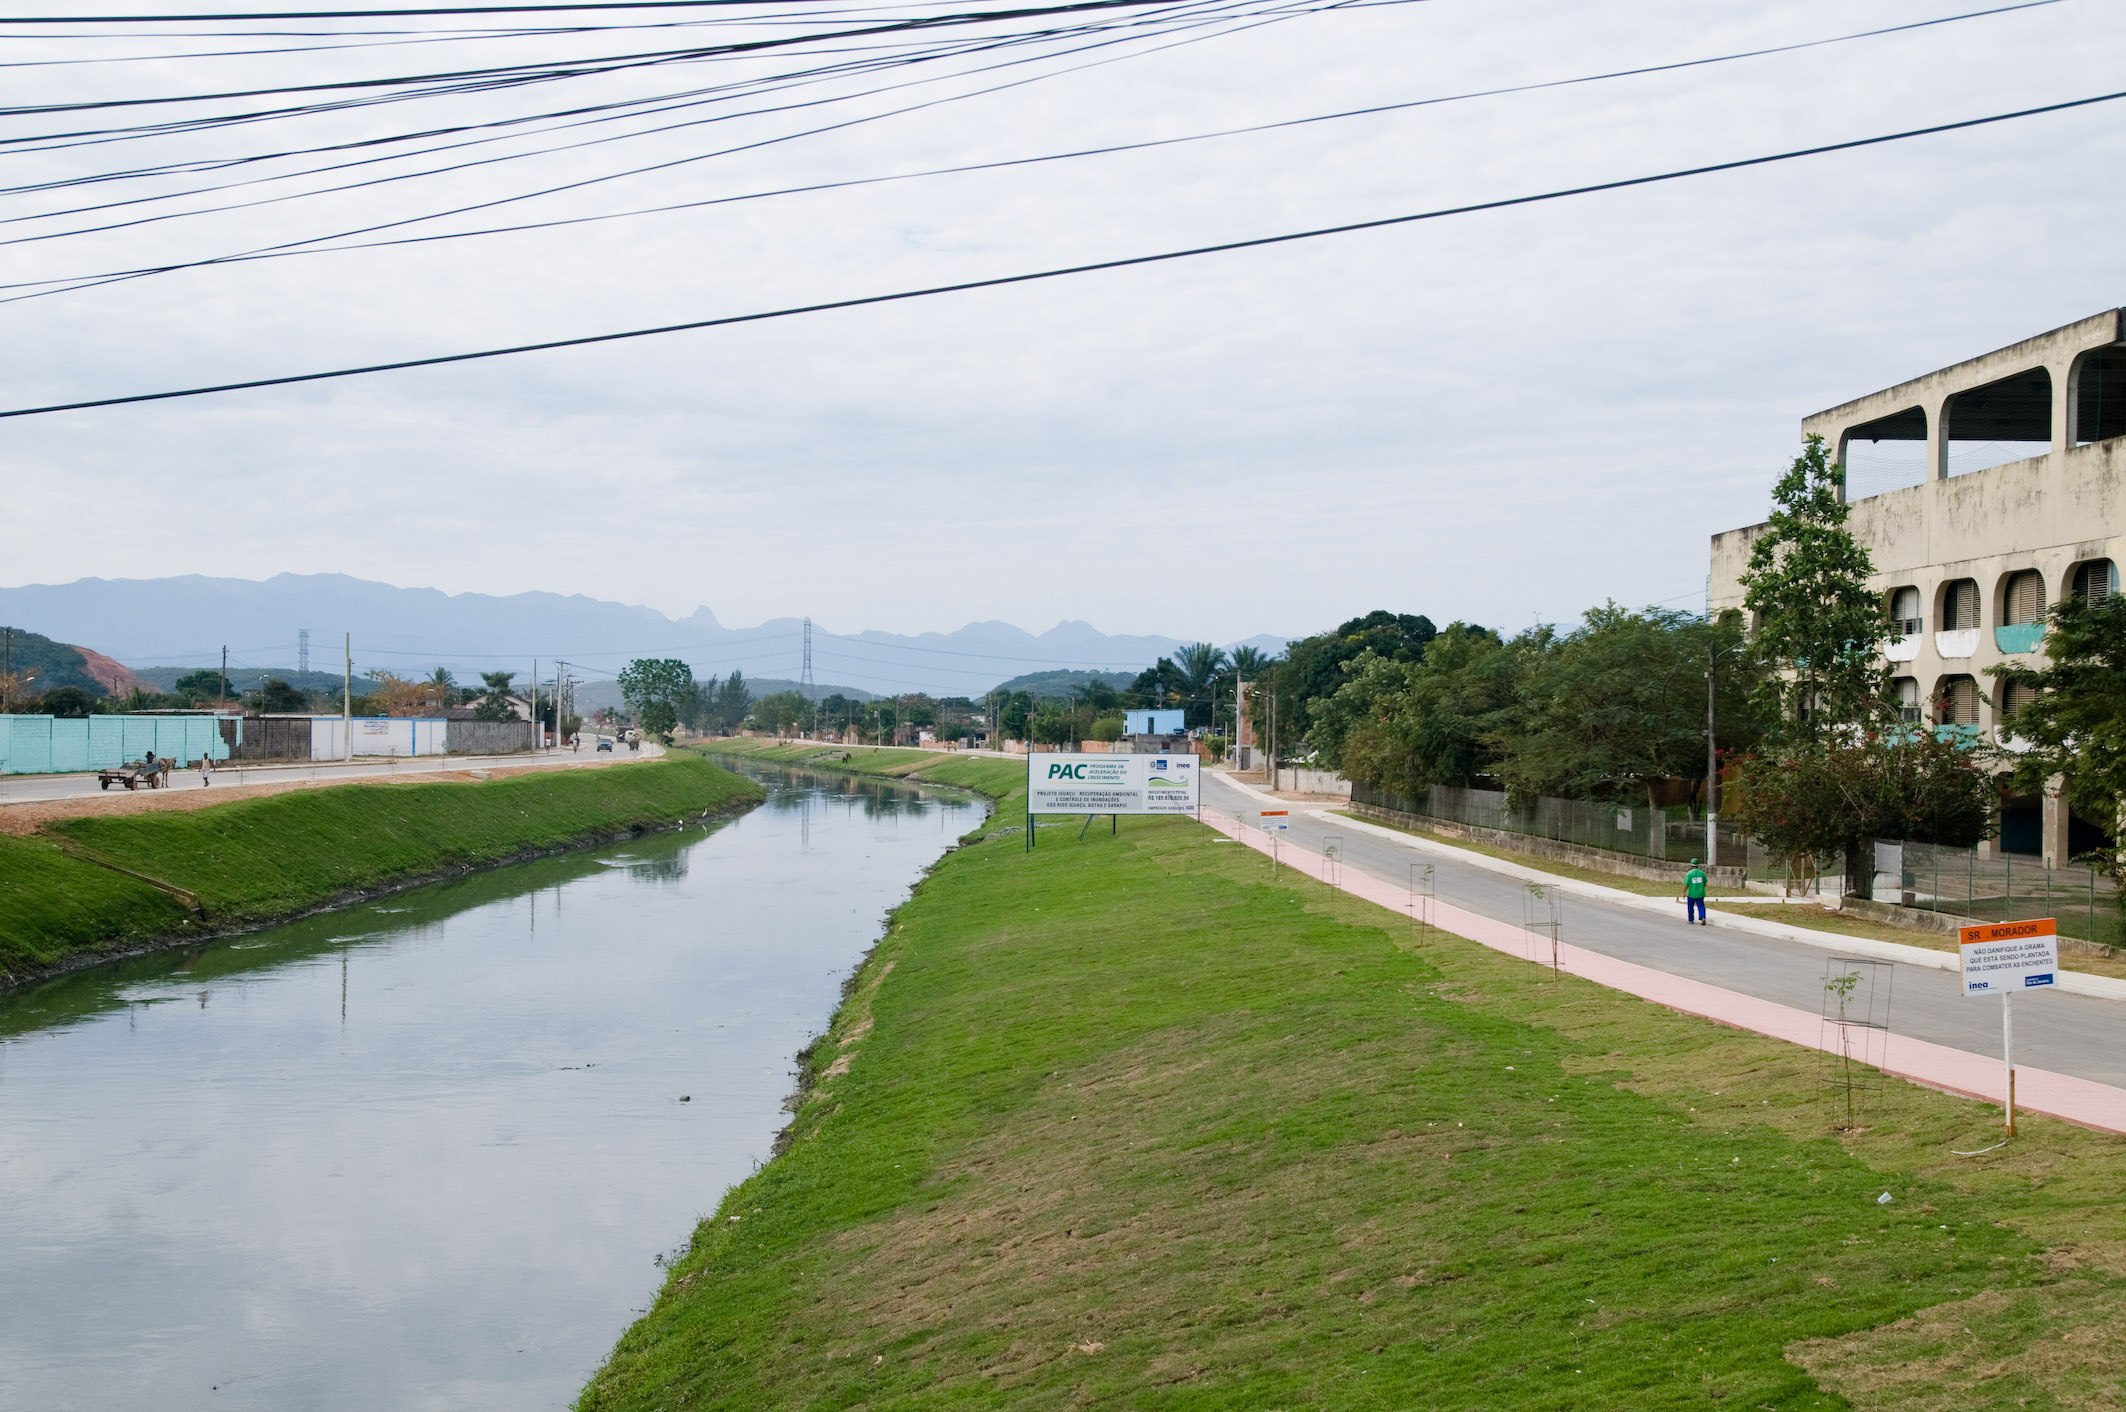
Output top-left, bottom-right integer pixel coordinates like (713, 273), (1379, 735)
(0, 764), (984, 1412)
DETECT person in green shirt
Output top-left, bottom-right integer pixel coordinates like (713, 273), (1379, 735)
(1683, 859), (1708, 925)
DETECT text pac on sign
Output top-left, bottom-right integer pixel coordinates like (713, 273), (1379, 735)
(1025, 752), (1199, 815)
(1959, 917), (2059, 996)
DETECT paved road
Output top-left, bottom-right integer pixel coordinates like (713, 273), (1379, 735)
(0, 742), (664, 806)
(1202, 772), (2126, 1089)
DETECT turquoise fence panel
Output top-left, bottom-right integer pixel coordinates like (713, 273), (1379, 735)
(0, 714), (230, 773)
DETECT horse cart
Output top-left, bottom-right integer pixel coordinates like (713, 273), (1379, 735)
(97, 757), (170, 791)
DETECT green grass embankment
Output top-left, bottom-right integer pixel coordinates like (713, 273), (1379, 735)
(1, 754), (761, 983)
(582, 753), (2126, 1410)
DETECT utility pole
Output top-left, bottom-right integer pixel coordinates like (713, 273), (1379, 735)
(220, 645), (229, 709)
(342, 633), (352, 762)
(801, 617), (816, 736)
(554, 660), (563, 748)
(2, 626), (10, 712)
(531, 659), (540, 750)
(1705, 644), (1719, 868)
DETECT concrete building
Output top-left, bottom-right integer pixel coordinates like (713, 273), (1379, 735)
(1709, 309), (2126, 864)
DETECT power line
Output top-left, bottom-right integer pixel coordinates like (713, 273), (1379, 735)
(8, 84), (2120, 421)
(0, 2), (973, 24)
(0, 0), (2047, 299)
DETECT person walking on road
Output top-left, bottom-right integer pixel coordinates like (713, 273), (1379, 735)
(1683, 858), (1708, 925)
(198, 749), (214, 788)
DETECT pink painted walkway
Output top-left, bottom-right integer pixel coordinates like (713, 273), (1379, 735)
(1202, 810), (2126, 1137)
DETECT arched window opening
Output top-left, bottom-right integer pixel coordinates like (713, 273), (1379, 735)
(1889, 586), (1923, 635)
(2072, 559), (2118, 602)
(2073, 345), (2126, 445)
(1944, 366), (2052, 476)
(1940, 578), (1981, 630)
(1935, 676), (1978, 727)
(1840, 406), (1928, 499)
(1893, 676), (1921, 724)
(2003, 570), (2046, 625)
(2001, 680), (2040, 716)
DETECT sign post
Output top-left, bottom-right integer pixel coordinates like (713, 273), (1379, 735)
(1025, 752), (1200, 852)
(1259, 809), (1289, 875)
(1958, 917), (2058, 1135)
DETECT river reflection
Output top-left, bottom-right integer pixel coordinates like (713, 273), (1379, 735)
(0, 763), (984, 1412)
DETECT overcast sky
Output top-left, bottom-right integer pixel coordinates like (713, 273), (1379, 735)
(3, 0), (2121, 647)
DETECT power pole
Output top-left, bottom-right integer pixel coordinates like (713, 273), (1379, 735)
(531, 659), (540, 750)
(220, 645), (229, 708)
(2, 626), (10, 712)
(1705, 644), (1719, 867)
(298, 628), (310, 677)
(342, 633), (352, 762)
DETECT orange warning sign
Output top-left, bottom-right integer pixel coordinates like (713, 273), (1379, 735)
(1957, 917), (2057, 947)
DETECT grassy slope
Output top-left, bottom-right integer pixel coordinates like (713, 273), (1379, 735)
(5, 756), (759, 974)
(583, 756), (2126, 1411)
(0, 835), (195, 977)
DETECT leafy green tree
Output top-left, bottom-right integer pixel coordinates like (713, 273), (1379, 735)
(1729, 731), (1995, 898)
(174, 669), (224, 703)
(752, 690), (807, 736)
(38, 685), (94, 718)
(619, 659), (694, 734)
(713, 671), (752, 733)
(473, 670), (518, 722)
(1739, 434), (1890, 737)
(1993, 590), (2126, 911)
(1494, 605), (1763, 809)
(999, 690), (1033, 742)
(1327, 624), (1526, 798)
(637, 700), (679, 740)
(255, 677), (307, 713)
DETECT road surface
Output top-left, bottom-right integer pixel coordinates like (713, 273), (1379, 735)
(1202, 771), (2126, 1090)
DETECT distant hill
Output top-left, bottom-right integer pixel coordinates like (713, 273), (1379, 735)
(992, 669), (1138, 701)
(131, 666), (385, 696)
(0, 625), (116, 699)
(569, 677), (876, 715)
(0, 573), (1295, 697)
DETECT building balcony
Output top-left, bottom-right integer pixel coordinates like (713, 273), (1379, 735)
(1994, 622), (2045, 655)
(1884, 633), (1922, 662)
(1934, 628), (1980, 659)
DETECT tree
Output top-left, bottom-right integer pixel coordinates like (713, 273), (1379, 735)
(752, 690), (807, 736)
(174, 669), (225, 703)
(619, 658), (695, 736)
(38, 685), (93, 718)
(1739, 434), (1890, 737)
(1493, 604), (1764, 809)
(1992, 590), (2126, 912)
(1324, 624), (1526, 798)
(1173, 642), (1230, 728)
(637, 700), (679, 741)
(711, 671), (752, 733)
(1728, 730), (1996, 897)
(474, 670), (517, 722)
(255, 677), (307, 713)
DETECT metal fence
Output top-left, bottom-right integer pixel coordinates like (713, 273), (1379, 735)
(1889, 839), (2121, 948)
(1352, 782), (1736, 864)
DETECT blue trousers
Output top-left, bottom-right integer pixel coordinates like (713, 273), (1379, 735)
(1686, 896), (1707, 923)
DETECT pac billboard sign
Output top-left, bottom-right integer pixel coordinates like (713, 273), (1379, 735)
(1026, 752), (1199, 815)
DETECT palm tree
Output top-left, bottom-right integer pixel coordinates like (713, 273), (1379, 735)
(1230, 645), (1271, 678)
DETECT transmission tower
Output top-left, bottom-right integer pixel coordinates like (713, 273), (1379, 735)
(801, 617), (816, 701)
(298, 628), (310, 676)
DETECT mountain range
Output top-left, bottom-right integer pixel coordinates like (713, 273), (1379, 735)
(0, 574), (1291, 698)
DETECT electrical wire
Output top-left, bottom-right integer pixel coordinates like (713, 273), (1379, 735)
(0, 0), (2060, 303)
(6, 85), (2118, 420)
